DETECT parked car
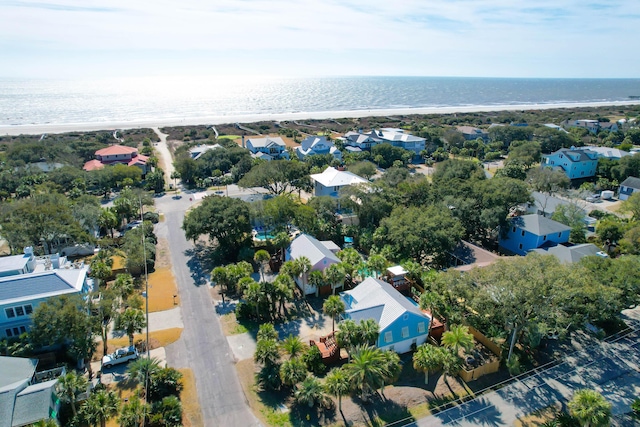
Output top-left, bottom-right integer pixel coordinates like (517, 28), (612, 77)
(102, 346), (139, 368)
(586, 194), (601, 203)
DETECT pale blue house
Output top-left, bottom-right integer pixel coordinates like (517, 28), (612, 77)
(0, 249), (92, 339)
(499, 214), (571, 256)
(295, 136), (342, 161)
(309, 166), (368, 198)
(244, 136), (290, 160)
(340, 277), (431, 354)
(542, 148), (599, 180)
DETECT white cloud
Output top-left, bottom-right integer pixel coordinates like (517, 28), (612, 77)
(1, 0), (639, 77)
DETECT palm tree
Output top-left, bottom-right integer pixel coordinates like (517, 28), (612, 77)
(80, 389), (119, 427)
(358, 319), (380, 347)
(56, 371), (88, 417)
(325, 263), (345, 294)
(272, 232), (290, 263)
(279, 260), (298, 279)
(413, 344), (445, 384)
(440, 348), (463, 385)
(279, 357), (307, 388)
(323, 295), (345, 332)
(568, 389), (612, 427)
(115, 308), (147, 346)
(442, 325), (474, 356)
(401, 260), (423, 286)
(98, 207), (118, 238)
(112, 273), (135, 302)
(343, 346), (388, 401)
(419, 292), (442, 335)
(273, 274), (294, 317)
(210, 266), (232, 301)
(281, 334), (306, 359)
(295, 376), (328, 408)
(169, 170), (180, 193)
(255, 338), (280, 366)
(336, 319), (359, 361)
(243, 280), (264, 319)
(324, 367), (350, 412)
(127, 357), (161, 389)
(119, 395), (149, 427)
(28, 420), (58, 427)
(90, 260), (112, 290)
(294, 256), (312, 298)
(380, 350), (401, 396)
(257, 323), (279, 342)
(308, 270), (325, 296)
(254, 250), (271, 282)
(366, 253), (388, 279)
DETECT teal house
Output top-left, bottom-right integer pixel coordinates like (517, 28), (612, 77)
(499, 214), (571, 256)
(542, 148), (598, 180)
(340, 277), (431, 353)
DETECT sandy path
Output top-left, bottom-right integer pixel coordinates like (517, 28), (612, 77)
(152, 127), (175, 188)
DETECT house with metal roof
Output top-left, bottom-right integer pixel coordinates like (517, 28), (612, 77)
(309, 167), (368, 198)
(340, 278), (431, 353)
(295, 136), (342, 161)
(285, 234), (340, 295)
(188, 143), (223, 160)
(0, 356), (62, 427)
(245, 137), (289, 160)
(82, 144), (149, 174)
(499, 214), (571, 256)
(619, 176), (640, 201)
(0, 249), (92, 339)
(532, 243), (606, 264)
(541, 148), (599, 180)
(585, 146), (630, 160)
(341, 130), (383, 151)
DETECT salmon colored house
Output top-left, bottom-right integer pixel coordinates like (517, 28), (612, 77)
(83, 144), (149, 174)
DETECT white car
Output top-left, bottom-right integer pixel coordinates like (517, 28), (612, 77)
(102, 346), (139, 368)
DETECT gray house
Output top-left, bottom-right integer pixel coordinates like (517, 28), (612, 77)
(619, 176), (640, 201)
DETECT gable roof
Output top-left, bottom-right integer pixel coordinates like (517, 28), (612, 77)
(621, 176), (640, 190)
(82, 159), (105, 171)
(341, 278), (429, 331)
(510, 214), (571, 236)
(189, 144), (223, 160)
(532, 243), (603, 263)
(585, 146), (630, 159)
(11, 379), (57, 427)
(95, 144), (138, 156)
(0, 269), (87, 305)
(288, 234), (340, 267)
(549, 148), (598, 163)
(246, 137), (286, 148)
(0, 357), (37, 390)
(310, 167), (368, 188)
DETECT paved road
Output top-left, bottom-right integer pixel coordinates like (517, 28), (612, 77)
(155, 194), (260, 427)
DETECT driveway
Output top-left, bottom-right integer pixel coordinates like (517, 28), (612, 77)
(155, 194), (260, 427)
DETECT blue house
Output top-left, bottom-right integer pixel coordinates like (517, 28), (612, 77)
(295, 136), (342, 161)
(244, 136), (290, 160)
(0, 249), (93, 339)
(340, 277), (431, 354)
(309, 166), (368, 198)
(542, 148), (599, 180)
(499, 214), (571, 256)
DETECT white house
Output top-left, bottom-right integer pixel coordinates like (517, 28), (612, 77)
(377, 129), (427, 156)
(0, 248), (93, 339)
(188, 144), (223, 160)
(285, 234), (340, 295)
(619, 176), (640, 201)
(340, 278), (431, 353)
(309, 167), (368, 198)
(244, 137), (289, 160)
(295, 136), (342, 161)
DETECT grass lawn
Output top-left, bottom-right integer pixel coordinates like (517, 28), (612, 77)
(146, 267), (179, 312)
(219, 312), (260, 336)
(98, 328), (183, 359)
(179, 368), (204, 427)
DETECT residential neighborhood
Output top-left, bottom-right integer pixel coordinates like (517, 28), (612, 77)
(2, 105), (640, 427)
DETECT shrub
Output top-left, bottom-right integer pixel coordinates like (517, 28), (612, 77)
(148, 367), (184, 402)
(235, 302), (252, 320)
(302, 345), (326, 376)
(143, 211), (160, 223)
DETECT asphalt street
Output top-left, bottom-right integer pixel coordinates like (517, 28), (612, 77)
(155, 193), (261, 427)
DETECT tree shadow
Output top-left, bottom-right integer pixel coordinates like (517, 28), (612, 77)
(435, 396), (504, 426)
(183, 242), (216, 287)
(351, 392), (415, 427)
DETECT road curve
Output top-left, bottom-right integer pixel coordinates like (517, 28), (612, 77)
(156, 196), (261, 427)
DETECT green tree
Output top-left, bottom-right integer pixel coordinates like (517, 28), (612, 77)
(281, 334), (306, 359)
(347, 161), (377, 179)
(119, 395), (149, 427)
(112, 273), (135, 302)
(257, 323), (279, 342)
(366, 253), (388, 279)
(358, 319), (380, 347)
(255, 338), (280, 366)
(128, 357), (161, 389)
(323, 295), (346, 332)
(293, 256), (312, 298)
(254, 249), (271, 282)
(115, 308), (147, 346)
(335, 319), (359, 360)
(273, 274), (295, 318)
(294, 376), (328, 408)
(324, 263), (345, 295)
(148, 367), (184, 402)
(272, 231), (290, 263)
(56, 371), (88, 417)
(98, 207), (119, 238)
(150, 395), (182, 427)
(620, 191), (640, 221)
(324, 367), (350, 412)
(182, 195), (251, 256)
(527, 168), (570, 215)
(238, 160), (309, 195)
(442, 324), (474, 356)
(80, 389), (119, 427)
(419, 292), (442, 334)
(343, 346), (396, 401)
(279, 357), (307, 388)
(413, 344), (446, 384)
(568, 389), (612, 427)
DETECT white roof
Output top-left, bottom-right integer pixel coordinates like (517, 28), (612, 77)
(189, 144), (222, 160)
(0, 254), (30, 275)
(341, 278), (429, 331)
(584, 146), (630, 159)
(251, 152), (274, 161)
(310, 167), (368, 188)
(288, 234), (340, 267)
(386, 265), (407, 276)
(320, 240), (340, 252)
(246, 137), (286, 148)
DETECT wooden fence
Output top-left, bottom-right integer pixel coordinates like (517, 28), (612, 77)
(458, 326), (502, 382)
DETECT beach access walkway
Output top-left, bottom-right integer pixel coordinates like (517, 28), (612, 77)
(152, 127), (175, 188)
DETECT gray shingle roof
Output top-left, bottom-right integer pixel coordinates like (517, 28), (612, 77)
(511, 214), (571, 236)
(532, 243), (602, 263)
(341, 278), (429, 331)
(0, 357), (37, 390)
(12, 379), (57, 427)
(0, 270), (85, 305)
(288, 234), (340, 267)
(621, 176), (640, 190)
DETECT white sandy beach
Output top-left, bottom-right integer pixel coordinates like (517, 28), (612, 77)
(1, 101), (638, 137)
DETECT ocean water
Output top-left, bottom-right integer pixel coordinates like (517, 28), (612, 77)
(0, 76), (639, 127)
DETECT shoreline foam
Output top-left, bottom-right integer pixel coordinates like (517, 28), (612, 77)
(1, 101), (638, 136)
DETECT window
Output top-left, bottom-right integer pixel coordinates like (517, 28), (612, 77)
(5, 329), (12, 337)
(5, 308), (15, 318)
(384, 331), (393, 343)
(15, 306), (24, 316)
(19, 326), (26, 333)
(403, 313), (409, 321)
(558, 232), (562, 237)
(24, 305), (32, 315)
(543, 235), (547, 241)
(519, 243), (523, 250)
(512, 226), (516, 233)
(402, 326), (409, 338)
(12, 327), (19, 336)
(417, 322), (425, 334)
(521, 230), (525, 236)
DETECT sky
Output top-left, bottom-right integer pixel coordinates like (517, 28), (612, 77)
(1, 0), (639, 79)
